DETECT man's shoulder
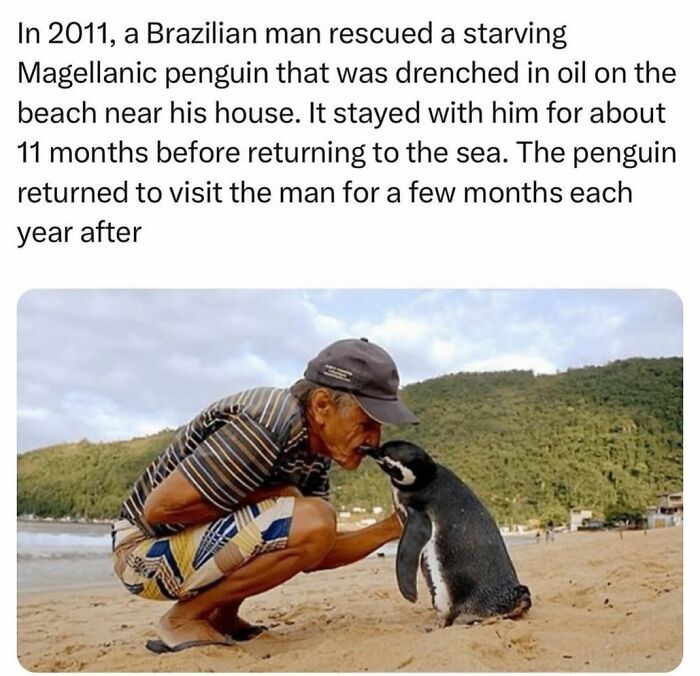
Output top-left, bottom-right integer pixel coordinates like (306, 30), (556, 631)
(206, 387), (303, 437)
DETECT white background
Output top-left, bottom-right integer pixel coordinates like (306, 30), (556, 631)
(3, 1), (696, 673)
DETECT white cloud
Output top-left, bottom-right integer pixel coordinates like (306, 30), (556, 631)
(373, 316), (430, 344)
(213, 354), (290, 388)
(163, 354), (202, 376)
(16, 289), (682, 452)
(463, 354), (558, 375)
(17, 407), (51, 421)
(61, 392), (143, 439)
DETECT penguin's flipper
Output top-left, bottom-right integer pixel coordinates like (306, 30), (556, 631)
(396, 508), (432, 603)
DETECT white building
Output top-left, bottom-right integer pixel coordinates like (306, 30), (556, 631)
(570, 508), (593, 532)
(646, 492), (683, 529)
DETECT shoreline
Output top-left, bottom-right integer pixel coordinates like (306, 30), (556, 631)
(16, 514), (560, 532)
(17, 516), (113, 526)
(17, 519), (538, 593)
(18, 526), (682, 672)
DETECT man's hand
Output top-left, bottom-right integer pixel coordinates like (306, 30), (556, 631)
(310, 509), (405, 571)
(385, 511), (405, 540)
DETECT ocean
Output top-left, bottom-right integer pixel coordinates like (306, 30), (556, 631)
(17, 519), (117, 592)
(16, 519), (536, 592)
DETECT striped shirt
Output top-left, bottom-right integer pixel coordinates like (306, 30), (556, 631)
(120, 387), (330, 536)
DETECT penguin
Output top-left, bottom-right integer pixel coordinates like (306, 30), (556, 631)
(366, 440), (531, 627)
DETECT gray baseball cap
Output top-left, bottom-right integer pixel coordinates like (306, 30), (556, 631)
(304, 338), (419, 425)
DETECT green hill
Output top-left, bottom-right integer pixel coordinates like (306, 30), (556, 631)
(17, 357), (682, 525)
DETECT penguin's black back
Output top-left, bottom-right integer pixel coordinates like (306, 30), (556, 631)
(404, 463), (523, 615)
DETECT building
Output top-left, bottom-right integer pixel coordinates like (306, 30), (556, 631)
(646, 492), (683, 529)
(570, 509), (593, 532)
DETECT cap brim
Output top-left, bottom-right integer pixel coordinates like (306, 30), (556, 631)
(354, 395), (419, 425)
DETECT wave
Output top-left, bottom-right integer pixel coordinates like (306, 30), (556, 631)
(18, 550), (111, 561)
(17, 531), (111, 560)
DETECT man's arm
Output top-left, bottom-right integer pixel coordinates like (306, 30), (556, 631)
(311, 511), (403, 571)
(143, 468), (302, 526)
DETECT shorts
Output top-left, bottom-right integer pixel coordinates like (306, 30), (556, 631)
(111, 496), (295, 601)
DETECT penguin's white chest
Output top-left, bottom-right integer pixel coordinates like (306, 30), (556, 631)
(421, 523), (451, 617)
(391, 486), (408, 522)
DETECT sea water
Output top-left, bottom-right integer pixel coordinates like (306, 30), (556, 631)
(16, 519), (536, 592)
(17, 519), (116, 592)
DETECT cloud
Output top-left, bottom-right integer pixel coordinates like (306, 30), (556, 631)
(17, 407), (51, 421)
(462, 354), (558, 375)
(17, 290), (356, 451)
(347, 292), (551, 382)
(17, 289), (682, 452)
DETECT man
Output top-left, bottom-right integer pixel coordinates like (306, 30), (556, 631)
(112, 337), (418, 652)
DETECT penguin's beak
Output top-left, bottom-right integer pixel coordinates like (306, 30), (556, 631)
(359, 445), (381, 459)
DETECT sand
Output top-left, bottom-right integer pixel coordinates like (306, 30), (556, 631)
(17, 526), (682, 672)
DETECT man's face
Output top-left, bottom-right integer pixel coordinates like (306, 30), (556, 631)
(317, 399), (382, 470)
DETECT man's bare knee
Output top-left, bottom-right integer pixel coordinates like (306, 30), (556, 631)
(289, 498), (336, 569)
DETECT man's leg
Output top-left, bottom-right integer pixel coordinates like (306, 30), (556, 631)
(208, 601), (261, 640)
(207, 508), (403, 638)
(157, 497), (336, 647)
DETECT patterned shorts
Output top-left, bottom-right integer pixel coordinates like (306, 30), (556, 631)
(111, 497), (295, 601)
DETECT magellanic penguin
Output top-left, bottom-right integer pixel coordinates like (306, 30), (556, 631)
(367, 440), (531, 627)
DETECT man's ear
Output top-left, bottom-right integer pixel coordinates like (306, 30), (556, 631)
(309, 388), (333, 424)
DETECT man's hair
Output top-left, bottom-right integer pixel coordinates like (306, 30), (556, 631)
(290, 378), (357, 413)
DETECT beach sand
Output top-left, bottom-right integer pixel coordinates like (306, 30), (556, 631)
(17, 526), (682, 672)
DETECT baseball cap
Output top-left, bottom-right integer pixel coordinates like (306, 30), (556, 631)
(304, 338), (419, 425)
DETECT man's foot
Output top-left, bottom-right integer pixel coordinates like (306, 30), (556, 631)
(209, 606), (268, 641)
(145, 636), (235, 654)
(156, 604), (231, 649)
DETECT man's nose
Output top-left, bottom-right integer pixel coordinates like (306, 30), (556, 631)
(364, 424), (382, 447)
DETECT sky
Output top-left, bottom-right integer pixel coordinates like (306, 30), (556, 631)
(16, 289), (682, 453)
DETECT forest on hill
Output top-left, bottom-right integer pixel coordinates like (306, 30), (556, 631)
(17, 357), (682, 526)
